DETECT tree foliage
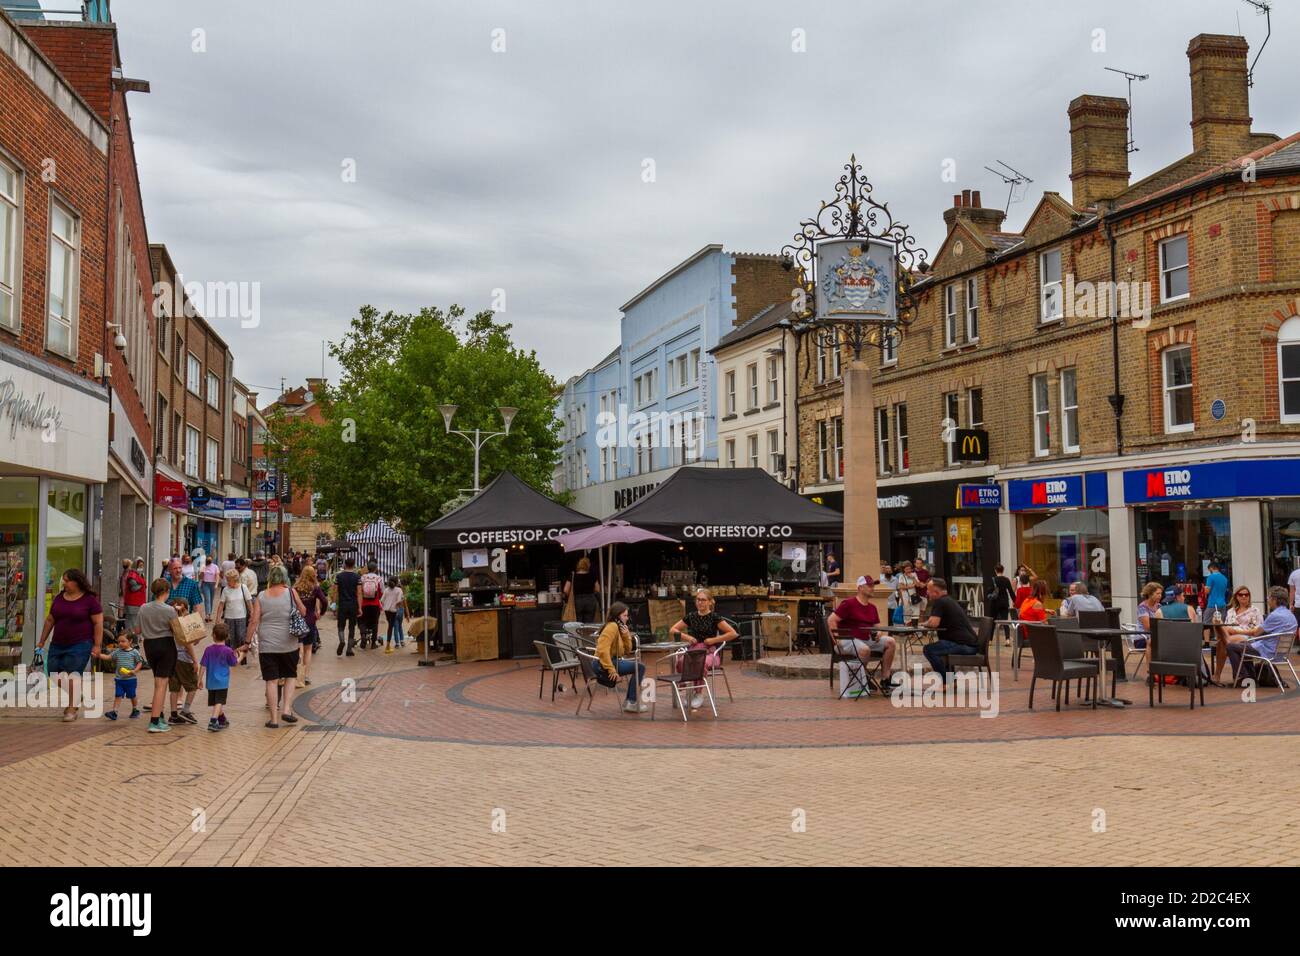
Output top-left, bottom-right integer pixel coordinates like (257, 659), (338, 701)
(268, 305), (562, 536)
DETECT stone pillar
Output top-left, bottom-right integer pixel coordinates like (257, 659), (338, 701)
(836, 358), (882, 610)
(1228, 500), (1266, 614)
(1107, 470), (1137, 622)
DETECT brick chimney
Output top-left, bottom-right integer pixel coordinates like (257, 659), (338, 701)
(1068, 95), (1130, 210)
(1187, 34), (1253, 162)
(942, 188), (1007, 236)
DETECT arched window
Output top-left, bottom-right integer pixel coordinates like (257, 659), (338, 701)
(1278, 317), (1300, 423)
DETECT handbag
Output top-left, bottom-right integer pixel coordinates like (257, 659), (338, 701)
(288, 593), (310, 638)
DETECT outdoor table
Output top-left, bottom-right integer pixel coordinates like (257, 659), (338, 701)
(872, 624), (937, 669)
(728, 612), (785, 665)
(1071, 627), (1137, 708)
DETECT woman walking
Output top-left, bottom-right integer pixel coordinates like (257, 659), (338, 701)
(36, 569), (103, 721)
(294, 565), (329, 685)
(381, 576), (408, 652)
(564, 556), (600, 623)
(215, 568), (254, 661)
(246, 565), (308, 728)
(200, 556), (220, 620)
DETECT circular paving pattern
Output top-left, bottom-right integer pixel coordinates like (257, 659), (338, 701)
(292, 658), (1300, 750)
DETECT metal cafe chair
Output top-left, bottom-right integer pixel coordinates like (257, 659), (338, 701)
(573, 649), (630, 716)
(533, 640), (579, 702)
(1233, 629), (1300, 693)
(1120, 623), (1148, 679)
(652, 646), (716, 722)
(822, 615), (880, 700)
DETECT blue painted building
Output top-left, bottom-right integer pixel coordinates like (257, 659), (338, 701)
(557, 245), (790, 517)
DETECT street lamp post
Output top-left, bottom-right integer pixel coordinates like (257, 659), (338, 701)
(438, 404), (519, 494)
(781, 155), (929, 600)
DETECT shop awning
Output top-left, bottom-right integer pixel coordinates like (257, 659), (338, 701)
(1020, 509), (1110, 538)
(608, 466), (843, 541)
(422, 470), (598, 549)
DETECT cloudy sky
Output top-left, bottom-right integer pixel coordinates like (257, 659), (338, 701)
(90, 0), (1299, 398)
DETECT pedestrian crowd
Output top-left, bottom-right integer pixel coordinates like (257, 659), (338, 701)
(34, 547), (411, 731)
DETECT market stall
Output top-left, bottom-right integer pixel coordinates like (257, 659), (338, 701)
(345, 518), (411, 578)
(607, 467), (844, 647)
(422, 470), (597, 662)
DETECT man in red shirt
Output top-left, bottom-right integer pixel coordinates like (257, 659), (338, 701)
(121, 558), (148, 636)
(828, 575), (897, 684)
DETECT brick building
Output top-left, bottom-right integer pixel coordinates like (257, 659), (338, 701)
(150, 243), (235, 565)
(0, 5), (118, 666)
(256, 379), (334, 555)
(798, 33), (1300, 619)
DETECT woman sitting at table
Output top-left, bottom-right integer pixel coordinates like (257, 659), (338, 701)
(595, 602), (647, 714)
(1212, 586), (1262, 683)
(669, 589), (737, 710)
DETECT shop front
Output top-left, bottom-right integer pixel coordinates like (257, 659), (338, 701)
(0, 346), (109, 671)
(875, 476), (1000, 615)
(1006, 472), (1111, 607)
(1121, 458), (1300, 601)
(186, 485), (225, 560)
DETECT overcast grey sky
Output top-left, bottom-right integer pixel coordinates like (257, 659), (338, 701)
(98, 0), (1298, 397)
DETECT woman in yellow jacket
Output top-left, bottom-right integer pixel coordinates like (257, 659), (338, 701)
(595, 602), (647, 713)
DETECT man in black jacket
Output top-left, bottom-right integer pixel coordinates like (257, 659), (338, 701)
(334, 557), (362, 656)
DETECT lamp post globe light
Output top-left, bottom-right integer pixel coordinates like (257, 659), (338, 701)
(438, 404), (519, 494)
(781, 155), (929, 599)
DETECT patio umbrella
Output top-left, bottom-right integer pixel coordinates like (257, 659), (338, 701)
(555, 520), (678, 617)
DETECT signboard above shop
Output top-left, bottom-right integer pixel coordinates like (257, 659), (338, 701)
(952, 429), (989, 464)
(1008, 473), (1109, 511)
(955, 484), (1001, 509)
(154, 475), (188, 510)
(1123, 458), (1300, 504)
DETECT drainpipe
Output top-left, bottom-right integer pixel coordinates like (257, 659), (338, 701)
(1103, 204), (1125, 457)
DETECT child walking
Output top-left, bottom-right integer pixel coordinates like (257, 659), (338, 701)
(198, 623), (245, 732)
(96, 632), (144, 720)
(381, 576), (408, 653)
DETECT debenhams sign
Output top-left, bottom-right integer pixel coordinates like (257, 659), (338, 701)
(0, 358), (108, 483)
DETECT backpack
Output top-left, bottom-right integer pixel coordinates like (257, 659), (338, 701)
(362, 574), (380, 600)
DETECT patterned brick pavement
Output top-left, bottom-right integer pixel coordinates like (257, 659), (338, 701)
(2, 639), (1298, 866)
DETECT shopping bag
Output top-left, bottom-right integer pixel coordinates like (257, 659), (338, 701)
(170, 611), (206, 652)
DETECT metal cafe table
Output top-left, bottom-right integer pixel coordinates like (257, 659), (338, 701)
(872, 624), (938, 669)
(1070, 627), (1140, 708)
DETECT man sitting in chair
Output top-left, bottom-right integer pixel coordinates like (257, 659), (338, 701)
(1224, 586), (1296, 686)
(920, 578), (978, 678)
(828, 576), (896, 687)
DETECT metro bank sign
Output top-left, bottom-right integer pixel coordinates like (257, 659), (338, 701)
(1143, 469), (1193, 498)
(1122, 459), (1300, 504)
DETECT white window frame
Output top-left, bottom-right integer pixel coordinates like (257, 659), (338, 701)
(1162, 344), (1194, 434)
(746, 362), (759, 409)
(187, 352), (202, 395)
(944, 284), (958, 348)
(724, 369), (736, 415)
(185, 425), (201, 478)
(1040, 249), (1063, 322)
(725, 438), (736, 468)
(894, 403), (909, 473)
(766, 356), (780, 404)
(0, 155), (22, 332)
(1159, 234), (1189, 304)
(1032, 373), (1051, 456)
(206, 371), (221, 409)
(943, 392), (960, 466)
(45, 198), (81, 358)
(965, 276), (979, 342)
(1278, 318), (1300, 423)
(1060, 368), (1079, 453)
(817, 339), (841, 383)
(817, 416), (843, 481)
(767, 428), (780, 474)
(205, 436), (219, 484)
(881, 327), (897, 367)
(876, 407), (891, 476)
(746, 433), (759, 469)
(968, 388), (983, 430)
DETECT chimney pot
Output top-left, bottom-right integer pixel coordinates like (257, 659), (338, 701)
(1187, 34), (1253, 161)
(972, 190), (982, 208)
(952, 193), (962, 208)
(961, 188), (972, 207)
(1068, 94), (1131, 210)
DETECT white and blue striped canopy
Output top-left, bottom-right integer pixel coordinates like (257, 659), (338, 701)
(345, 519), (411, 578)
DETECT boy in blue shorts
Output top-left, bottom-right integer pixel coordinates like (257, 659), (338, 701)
(198, 623), (246, 732)
(95, 633), (144, 720)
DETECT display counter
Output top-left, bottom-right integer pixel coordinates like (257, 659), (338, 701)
(754, 595), (830, 651)
(452, 604), (561, 661)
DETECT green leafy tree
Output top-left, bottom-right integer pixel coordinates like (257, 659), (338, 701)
(269, 305), (562, 536)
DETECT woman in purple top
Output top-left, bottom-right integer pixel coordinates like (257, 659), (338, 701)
(37, 569), (104, 722)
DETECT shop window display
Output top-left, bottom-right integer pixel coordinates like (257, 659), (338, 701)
(0, 477), (38, 668)
(1017, 509), (1111, 606)
(1135, 506), (1230, 597)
